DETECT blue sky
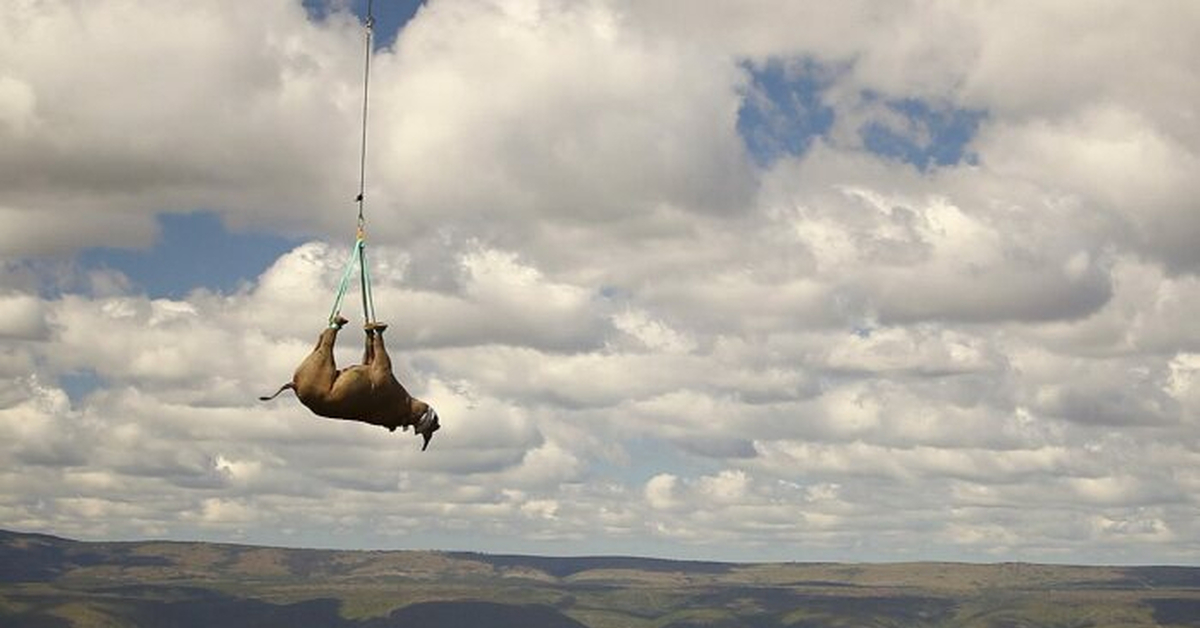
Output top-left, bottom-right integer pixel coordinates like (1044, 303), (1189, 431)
(3, 0), (1199, 565)
(79, 213), (298, 298)
(858, 96), (983, 170)
(303, 0), (423, 50)
(738, 59), (836, 166)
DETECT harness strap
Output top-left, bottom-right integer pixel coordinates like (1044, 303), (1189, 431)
(328, 238), (365, 327)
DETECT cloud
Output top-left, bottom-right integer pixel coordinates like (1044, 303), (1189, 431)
(0, 376), (88, 467)
(374, 0), (757, 236)
(758, 146), (1118, 325)
(0, 292), (50, 340)
(1, 0), (1198, 564)
(977, 106), (1200, 271)
(0, 0), (367, 251)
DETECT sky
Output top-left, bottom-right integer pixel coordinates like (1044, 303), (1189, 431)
(1, 0), (1199, 565)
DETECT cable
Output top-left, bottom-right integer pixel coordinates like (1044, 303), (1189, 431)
(356, 0), (374, 223)
(355, 0), (375, 323)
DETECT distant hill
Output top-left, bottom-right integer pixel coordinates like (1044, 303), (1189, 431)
(2, 528), (1199, 627)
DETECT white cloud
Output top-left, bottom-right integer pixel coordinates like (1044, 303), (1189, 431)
(375, 0), (756, 235)
(0, 0), (366, 252)
(978, 105), (1200, 270)
(611, 309), (696, 354)
(0, 75), (36, 134)
(0, 292), (50, 340)
(820, 326), (997, 375)
(0, 376), (87, 467)
(1, 0), (1198, 564)
(644, 473), (680, 511)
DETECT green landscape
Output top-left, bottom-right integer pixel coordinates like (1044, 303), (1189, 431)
(2, 529), (1198, 627)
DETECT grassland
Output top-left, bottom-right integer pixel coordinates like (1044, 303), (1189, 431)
(2, 529), (1198, 627)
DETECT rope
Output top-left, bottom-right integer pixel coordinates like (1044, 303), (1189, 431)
(355, 0), (374, 226)
(329, 1), (378, 326)
(353, 0), (376, 324)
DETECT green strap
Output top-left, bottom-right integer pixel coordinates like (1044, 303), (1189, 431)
(328, 238), (364, 326)
(360, 241), (377, 324)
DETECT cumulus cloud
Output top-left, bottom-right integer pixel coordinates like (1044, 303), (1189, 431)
(0, 0), (366, 252)
(978, 106), (1200, 271)
(1, 0), (1198, 564)
(0, 292), (50, 340)
(375, 0), (757, 233)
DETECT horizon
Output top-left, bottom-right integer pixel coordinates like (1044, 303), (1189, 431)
(6, 527), (1198, 569)
(2, 0), (1199, 566)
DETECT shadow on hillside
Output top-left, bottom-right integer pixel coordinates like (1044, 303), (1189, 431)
(3, 585), (586, 628)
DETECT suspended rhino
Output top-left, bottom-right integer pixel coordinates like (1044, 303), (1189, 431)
(260, 316), (440, 450)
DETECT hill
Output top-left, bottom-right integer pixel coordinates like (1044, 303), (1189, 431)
(2, 529), (1198, 627)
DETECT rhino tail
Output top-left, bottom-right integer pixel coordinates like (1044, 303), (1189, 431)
(259, 382), (295, 401)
